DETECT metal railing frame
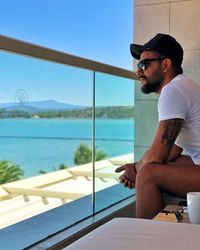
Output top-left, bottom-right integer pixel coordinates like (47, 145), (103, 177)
(0, 35), (138, 80)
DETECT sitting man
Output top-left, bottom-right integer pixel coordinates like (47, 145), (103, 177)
(115, 33), (200, 219)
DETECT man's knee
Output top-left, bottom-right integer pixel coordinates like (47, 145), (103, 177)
(136, 163), (157, 186)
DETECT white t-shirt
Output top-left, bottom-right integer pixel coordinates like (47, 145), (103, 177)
(158, 74), (200, 164)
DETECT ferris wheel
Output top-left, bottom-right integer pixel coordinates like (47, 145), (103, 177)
(14, 89), (28, 105)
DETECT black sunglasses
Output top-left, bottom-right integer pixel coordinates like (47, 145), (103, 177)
(137, 57), (166, 71)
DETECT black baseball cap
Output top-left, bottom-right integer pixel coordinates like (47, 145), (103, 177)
(130, 33), (183, 67)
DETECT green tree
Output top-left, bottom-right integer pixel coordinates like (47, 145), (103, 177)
(0, 160), (24, 184)
(95, 150), (107, 161)
(74, 143), (107, 165)
(58, 163), (68, 169)
(39, 163), (68, 174)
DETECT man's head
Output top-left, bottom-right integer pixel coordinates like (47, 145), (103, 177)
(130, 33), (183, 73)
(130, 34), (184, 94)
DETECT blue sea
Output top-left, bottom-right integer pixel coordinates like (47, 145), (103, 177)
(0, 118), (134, 177)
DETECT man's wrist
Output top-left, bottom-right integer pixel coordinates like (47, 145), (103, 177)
(133, 162), (138, 172)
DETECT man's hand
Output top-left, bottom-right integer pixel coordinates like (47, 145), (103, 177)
(115, 163), (137, 189)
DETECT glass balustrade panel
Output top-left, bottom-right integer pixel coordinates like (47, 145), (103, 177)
(0, 51), (93, 229)
(94, 72), (135, 212)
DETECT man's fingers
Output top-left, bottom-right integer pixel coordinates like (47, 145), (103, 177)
(115, 165), (126, 173)
(124, 179), (129, 187)
(128, 180), (133, 189)
(119, 175), (135, 189)
(128, 180), (135, 189)
(119, 175), (125, 183)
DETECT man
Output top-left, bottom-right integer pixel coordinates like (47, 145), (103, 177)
(115, 33), (200, 219)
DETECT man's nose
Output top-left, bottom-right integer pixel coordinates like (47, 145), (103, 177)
(136, 67), (143, 77)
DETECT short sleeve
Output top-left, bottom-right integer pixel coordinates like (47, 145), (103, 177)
(158, 84), (188, 121)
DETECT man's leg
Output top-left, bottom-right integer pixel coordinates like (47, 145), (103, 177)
(135, 156), (200, 219)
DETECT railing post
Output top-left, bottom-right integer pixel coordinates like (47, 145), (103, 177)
(92, 70), (96, 214)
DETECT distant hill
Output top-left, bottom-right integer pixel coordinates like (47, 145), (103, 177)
(0, 100), (88, 113)
(36, 106), (134, 119)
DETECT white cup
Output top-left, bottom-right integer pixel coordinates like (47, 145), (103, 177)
(187, 192), (200, 224)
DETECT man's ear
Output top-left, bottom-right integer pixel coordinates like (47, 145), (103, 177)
(162, 58), (172, 73)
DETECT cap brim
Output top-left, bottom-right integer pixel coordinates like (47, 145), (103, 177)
(130, 44), (147, 59)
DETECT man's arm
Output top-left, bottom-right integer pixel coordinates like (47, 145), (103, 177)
(135, 118), (184, 169)
(115, 118), (184, 188)
(168, 144), (183, 162)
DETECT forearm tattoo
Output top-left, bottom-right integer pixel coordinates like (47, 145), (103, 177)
(161, 119), (183, 149)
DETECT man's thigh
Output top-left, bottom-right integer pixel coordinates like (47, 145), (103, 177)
(149, 160), (200, 198)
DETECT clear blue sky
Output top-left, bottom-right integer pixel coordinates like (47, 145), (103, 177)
(0, 0), (134, 106)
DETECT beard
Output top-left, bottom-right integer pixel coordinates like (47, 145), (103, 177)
(141, 80), (161, 94)
(141, 72), (163, 94)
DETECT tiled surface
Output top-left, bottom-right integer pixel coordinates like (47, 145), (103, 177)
(170, 0), (200, 51)
(134, 0), (200, 163)
(183, 50), (200, 84)
(134, 3), (169, 44)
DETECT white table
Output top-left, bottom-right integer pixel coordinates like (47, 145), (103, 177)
(64, 217), (200, 250)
